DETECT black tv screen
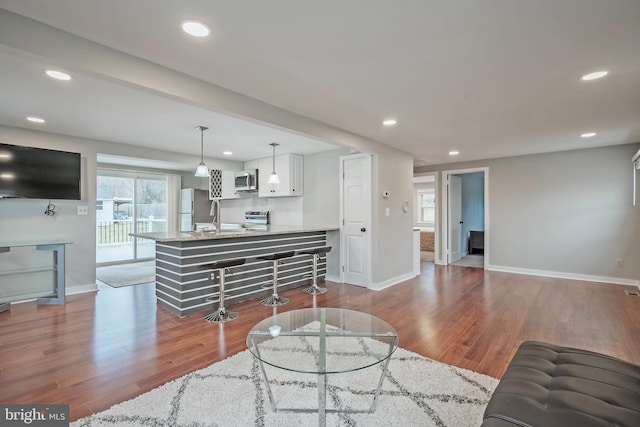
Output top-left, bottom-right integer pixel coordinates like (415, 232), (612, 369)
(0, 142), (81, 200)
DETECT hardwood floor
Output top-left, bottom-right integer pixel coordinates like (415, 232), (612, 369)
(1, 262), (639, 421)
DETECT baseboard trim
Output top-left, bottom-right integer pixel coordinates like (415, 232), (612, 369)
(4, 283), (98, 306)
(369, 272), (416, 291)
(325, 274), (341, 283)
(487, 264), (640, 287)
(67, 283), (99, 295)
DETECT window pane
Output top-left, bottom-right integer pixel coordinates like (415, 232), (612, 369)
(419, 193), (435, 223)
(97, 171), (167, 263)
(96, 175), (134, 263)
(136, 177), (166, 259)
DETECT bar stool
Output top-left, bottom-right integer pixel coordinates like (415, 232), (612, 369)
(200, 257), (246, 322)
(257, 251), (295, 306)
(297, 246), (332, 294)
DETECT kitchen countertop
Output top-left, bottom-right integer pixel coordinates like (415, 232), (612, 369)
(130, 225), (340, 242)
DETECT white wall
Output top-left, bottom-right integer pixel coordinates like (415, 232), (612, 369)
(0, 126), (417, 295)
(303, 148), (351, 227)
(372, 147), (416, 287)
(0, 11), (419, 292)
(416, 143), (640, 283)
(302, 148), (352, 280)
(0, 125), (242, 292)
(303, 146), (416, 287)
(1, 127), (99, 293)
(182, 148), (352, 228)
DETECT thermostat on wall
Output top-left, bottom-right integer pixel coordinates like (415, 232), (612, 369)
(382, 190), (389, 199)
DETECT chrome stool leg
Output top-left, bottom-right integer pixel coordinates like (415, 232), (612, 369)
(203, 267), (239, 322)
(203, 261), (243, 323)
(301, 253), (327, 294)
(260, 259), (289, 306)
(298, 247), (331, 295)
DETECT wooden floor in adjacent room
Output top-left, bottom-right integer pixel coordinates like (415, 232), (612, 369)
(1, 262), (639, 421)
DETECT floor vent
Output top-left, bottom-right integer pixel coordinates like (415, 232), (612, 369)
(624, 290), (640, 297)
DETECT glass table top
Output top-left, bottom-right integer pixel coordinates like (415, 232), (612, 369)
(246, 308), (398, 375)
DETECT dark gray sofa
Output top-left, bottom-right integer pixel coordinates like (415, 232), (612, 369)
(481, 341), (640, 427)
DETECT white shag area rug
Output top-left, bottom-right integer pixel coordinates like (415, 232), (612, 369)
(72, 336), (498, 427)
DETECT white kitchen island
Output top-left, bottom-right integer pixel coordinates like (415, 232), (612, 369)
(131, 226), (339, 317)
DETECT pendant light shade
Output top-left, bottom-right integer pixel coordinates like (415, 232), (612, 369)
(194, 125), (210, 177)
(267, 142), (280, 184)
(195, 163), (209, 177)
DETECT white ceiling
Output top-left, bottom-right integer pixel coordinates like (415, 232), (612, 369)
(1, 0), (639, 168)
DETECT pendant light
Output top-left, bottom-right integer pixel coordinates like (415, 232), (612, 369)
(194, 125), (210, 177)
(267, 142), (280, 184)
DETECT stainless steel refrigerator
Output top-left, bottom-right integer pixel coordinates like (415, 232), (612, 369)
(179, 188), (211, 232)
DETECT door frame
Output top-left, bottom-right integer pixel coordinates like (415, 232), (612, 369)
(413, 172), (439, 263)
(96, 167), (169, 266)
(339, 152), (372, 287)
(448, 174), (463, 263)
(440, 167), (489, 268)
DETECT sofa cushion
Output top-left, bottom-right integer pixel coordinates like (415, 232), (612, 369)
(482, 341), (640, 427)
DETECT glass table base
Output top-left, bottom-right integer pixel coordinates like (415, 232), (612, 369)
(247, 308), (398, 426)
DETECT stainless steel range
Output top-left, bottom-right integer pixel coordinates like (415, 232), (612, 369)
(244, 211), (269, 230)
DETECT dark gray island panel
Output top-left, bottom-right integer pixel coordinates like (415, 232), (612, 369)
(134, 228), (336, 317)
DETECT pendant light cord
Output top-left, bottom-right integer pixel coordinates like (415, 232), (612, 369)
(267, 142), (280, 184)
(272, 144), (276, 173)
(194, 125), (210, 177)
(200, 126), (206, 162)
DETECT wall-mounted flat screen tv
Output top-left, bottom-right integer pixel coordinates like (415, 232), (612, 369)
(0, 142), (81, 200)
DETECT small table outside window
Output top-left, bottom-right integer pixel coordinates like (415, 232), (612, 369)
(246, 308), (398, 426)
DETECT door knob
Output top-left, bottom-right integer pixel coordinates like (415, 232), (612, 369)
(360, 227), (366, 232)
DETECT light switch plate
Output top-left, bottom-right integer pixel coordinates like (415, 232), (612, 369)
(385, 207), (390, 216)
(77, 205), (89, 215)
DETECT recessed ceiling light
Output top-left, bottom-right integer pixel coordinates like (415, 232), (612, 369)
(182, 21), (210, 37)
(0, 173), (15, 180)
(449, 150), (459, 156)
(26, 116), (45, 124)
(581, 132), (596, 138)
(581, 70), (608, 81)
(223, 151), (232, 156)
(45, 70), (72, 81)
(382, 119), (397, 126)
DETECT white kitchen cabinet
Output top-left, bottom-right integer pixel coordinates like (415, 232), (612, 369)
(209, 170), (239, 200)
(257, 158), (272, 198)
(257, 153), (304, 197)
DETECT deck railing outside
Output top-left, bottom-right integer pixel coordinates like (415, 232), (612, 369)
(96, 220), (166, 245)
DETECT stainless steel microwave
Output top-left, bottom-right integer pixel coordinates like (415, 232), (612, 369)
(234, 169), (258, 191)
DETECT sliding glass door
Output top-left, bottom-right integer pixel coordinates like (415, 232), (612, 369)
(96, 169), (168, 264)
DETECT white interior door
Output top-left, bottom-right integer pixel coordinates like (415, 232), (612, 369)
(448, 175), (462, 263)
(341, 154), (371, 287)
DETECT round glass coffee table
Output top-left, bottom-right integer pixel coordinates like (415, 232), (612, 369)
(246, 308), (398, 426)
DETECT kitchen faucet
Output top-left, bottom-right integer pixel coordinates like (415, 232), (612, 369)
(210, 199), (221, 232)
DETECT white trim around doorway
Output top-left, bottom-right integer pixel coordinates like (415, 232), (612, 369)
(413, 172), (440, 264)
(339, 152), (373, 287)
(440, 167), (489, 269)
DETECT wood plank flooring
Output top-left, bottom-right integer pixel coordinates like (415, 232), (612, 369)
(1, 262), (639, 421)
